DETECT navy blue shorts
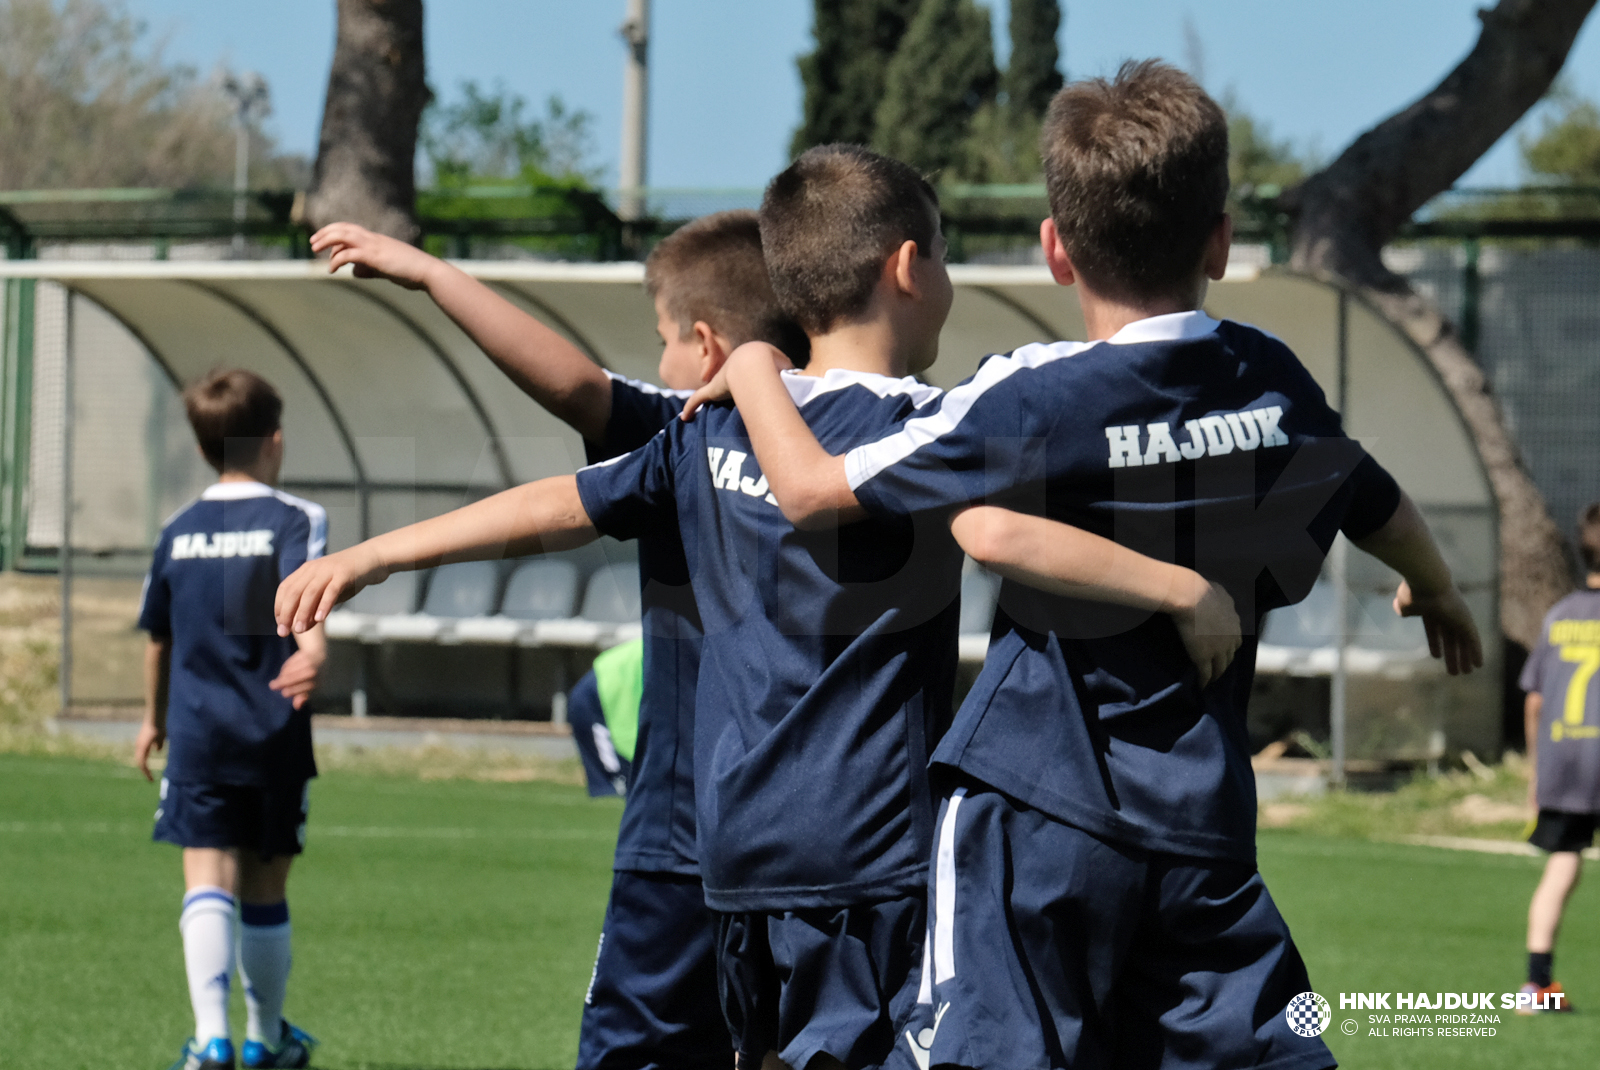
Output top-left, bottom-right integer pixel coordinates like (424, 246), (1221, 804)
(153, 778), (309, 859)
(717, 895), (925, 1070)
(910, 784), (1335, 1070)
(578, 870), (731, 1070)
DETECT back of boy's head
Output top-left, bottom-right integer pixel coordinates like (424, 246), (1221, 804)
(645, 209), (809, 366)
(1580, 502), (1600, 575)
(184, 368), (282, 473)
(1041, 60), (1229, 302)
(759, 144), (940, 336)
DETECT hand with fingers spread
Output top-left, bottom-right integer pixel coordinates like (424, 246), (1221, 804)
(1171, 578), (1243, 689)
(275, 544), (388, 637)
(1393, 579), (1483, 676)
(309, 222), (437, 289)
(270, 623), (327, 710)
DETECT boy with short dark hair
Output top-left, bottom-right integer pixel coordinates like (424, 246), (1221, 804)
(284, 144), (1240, 1070)
(136, 368), (328, 1070)
(707, 61), (1482, 1070)
(310, 210), (805, 1070)
(1516, 501), (1600, 1013)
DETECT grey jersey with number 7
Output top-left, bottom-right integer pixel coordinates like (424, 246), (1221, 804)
(1522, 589), (1600, 814)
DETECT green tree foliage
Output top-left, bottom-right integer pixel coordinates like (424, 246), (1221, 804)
(1002, 0), (1063, 119)
(792, 0), (922, 155)
(419, 81), (599, 188)
(1521, 87), (1600, 185)
(1228, 110), (1310, 197)
(0, 0), (304, 190)
(874, 0), (998, 176)
(959, 0), (1063, 183)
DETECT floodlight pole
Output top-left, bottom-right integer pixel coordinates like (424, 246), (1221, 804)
(618, 0), (651, 223)
(223, 74), (269, 258)
(1329, 290), (1352, 790)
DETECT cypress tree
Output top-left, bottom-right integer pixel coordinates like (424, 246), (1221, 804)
(1003, 0), (1064, 120)
(873, 0), (998, 176)
(791, 0), (923, 156)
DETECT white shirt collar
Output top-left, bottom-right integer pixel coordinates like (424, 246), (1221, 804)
(201, 481), (275, 500)
(780, 367), (942, 409)
(1106, 310), (1221, 346)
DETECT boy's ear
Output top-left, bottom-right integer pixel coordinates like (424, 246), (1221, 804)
(887, 239), (921, 297)
(1040, 219), (1077, 287)
(1203, 214), (1234, 282)
(693, 320), (735, 382)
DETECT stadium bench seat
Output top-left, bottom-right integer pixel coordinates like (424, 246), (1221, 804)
(453, 559), (581, 644)
(323, 571), (421, 640)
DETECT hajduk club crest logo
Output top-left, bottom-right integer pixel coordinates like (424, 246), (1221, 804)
(1286, 991), (1332, 1037)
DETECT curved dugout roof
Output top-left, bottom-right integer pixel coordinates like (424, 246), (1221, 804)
(0, 259), (1494, 542)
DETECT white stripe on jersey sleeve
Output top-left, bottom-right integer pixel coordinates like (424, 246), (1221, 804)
(604, 370), (696, 400)
(843, 340), (1096, 492)
(271, 489), (329, 560)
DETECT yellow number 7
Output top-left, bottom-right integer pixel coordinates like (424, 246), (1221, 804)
(1559, 643), (1600, 727)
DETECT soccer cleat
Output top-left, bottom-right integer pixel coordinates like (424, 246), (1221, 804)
(168, 1037), (235, 1070)
(240, 1021), (318, 1069)
(1516, 981), (1574, 1014)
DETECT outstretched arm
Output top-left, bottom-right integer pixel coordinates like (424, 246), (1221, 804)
(311, 223), (613, 441)
(1351, 491), (1483, 675)
(275, 475), (597, 635)
(951, 506), (1243, 687)
(683, 342), (861, 527)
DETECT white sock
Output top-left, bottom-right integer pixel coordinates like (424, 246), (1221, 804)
(238, 901), (292, 1043)
(180, 887), (236, 1045)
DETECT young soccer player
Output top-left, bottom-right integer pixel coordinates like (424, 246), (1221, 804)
(281, 145), (1240, 1070)
(135, 369), (328, 1070)
(568, 639), (643, 798)
(699, 63), (1483, 1070)
(310, 211), (806, 1070)
(1515, 501), (1600, 1013)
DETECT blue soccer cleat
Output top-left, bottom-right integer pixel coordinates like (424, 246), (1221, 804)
(240, 1021), (318, 1069)
(168, 1037), (235, 1070)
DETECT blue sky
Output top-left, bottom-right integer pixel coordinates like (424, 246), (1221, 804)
(127, 0), (1600, 190)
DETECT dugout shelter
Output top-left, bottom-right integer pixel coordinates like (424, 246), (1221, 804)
(0, 259), (1500, 768)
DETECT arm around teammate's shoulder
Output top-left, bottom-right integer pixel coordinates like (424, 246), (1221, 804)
(682, 342), (863, 528)
(310, 222), (612, 440)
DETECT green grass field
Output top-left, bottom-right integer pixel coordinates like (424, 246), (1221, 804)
(2, 752), (1595, 1069)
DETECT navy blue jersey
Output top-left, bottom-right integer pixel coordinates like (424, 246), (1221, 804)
(137, 482), (327, 786)
(576, 369), (962, 911)
(584, 372), (703, 875)
(844, 313), (1402, 863)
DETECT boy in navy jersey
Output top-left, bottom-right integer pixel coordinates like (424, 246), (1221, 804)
(280, 145), (1240, 1070)
(309, 211), (806, 1070)
(1516, 502), (1600, 1013)
(704, 63), (1483, 1070)
(136, 370), (327, 1070)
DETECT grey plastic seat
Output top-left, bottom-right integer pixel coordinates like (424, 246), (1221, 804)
(420, 561), (501, 619)
(579, 562), (642, 623)
(343, 571), (421, 615)
(958, 568), (1000, 635)
(500, 559), (582, 621)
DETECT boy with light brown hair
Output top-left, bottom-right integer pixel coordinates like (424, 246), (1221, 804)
(700, 61), (1481, 1070)
(309, 210), (805, 1070)
(287, 144), (1241, 1070)
(136, 368), (327, 1070)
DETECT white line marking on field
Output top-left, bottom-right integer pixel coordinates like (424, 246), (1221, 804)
(1399, 834), (1600, 861)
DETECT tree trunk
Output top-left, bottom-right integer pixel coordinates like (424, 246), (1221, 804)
(1281, 0), (1595, 647)
(303, 0), (428, 243)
